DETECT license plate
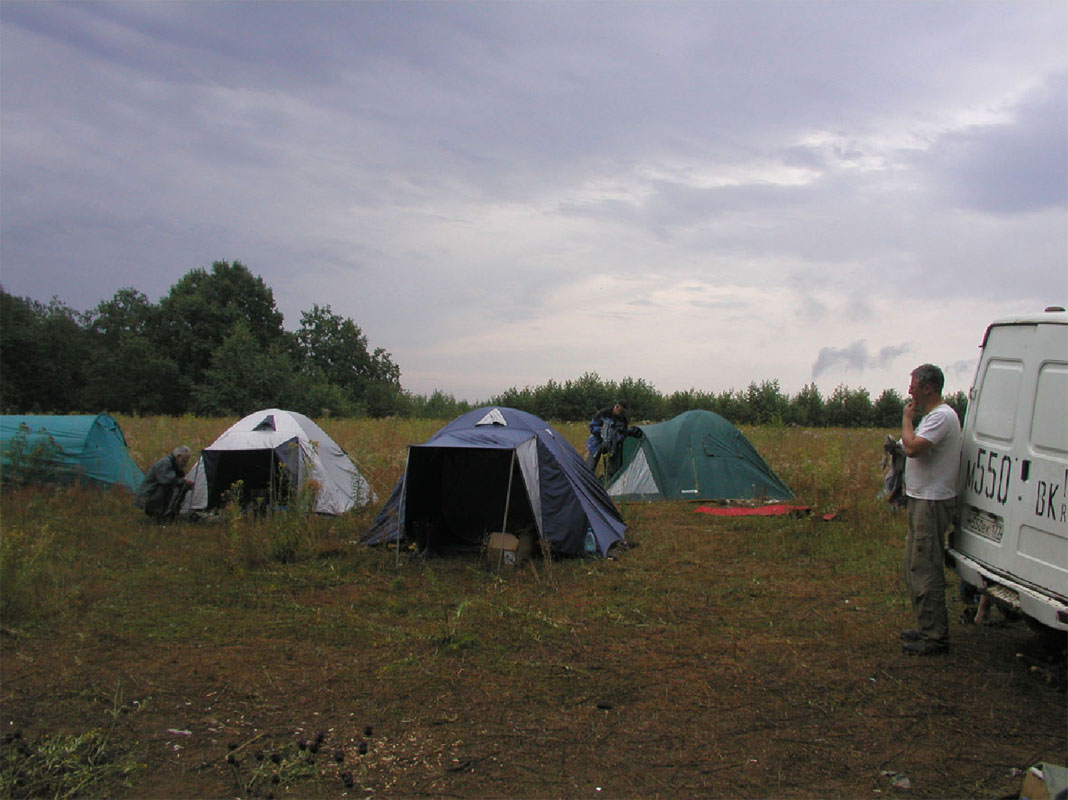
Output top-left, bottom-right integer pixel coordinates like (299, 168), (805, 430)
(964, 505), (1004, 543)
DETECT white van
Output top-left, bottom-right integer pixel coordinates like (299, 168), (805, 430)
(948, 308), (1068, 634)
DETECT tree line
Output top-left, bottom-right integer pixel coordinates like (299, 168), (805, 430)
(1, 261), (403, 418)
(0, 260), (966, 426)
(488, 373), (967, 428)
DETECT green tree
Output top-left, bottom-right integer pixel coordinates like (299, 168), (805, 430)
(745, 380), (789, 425)
(158, 261), (288, 391)
(293, 366), (358, 418)
(362, 382), (407, 418)
(296, 304), (401, 415)
(83, 288), (184, 414)
(0, 291), (91, 412)
(554, 372), (612, 421)
(787, 383), (825, 426)
(872, 388), (905, 428)
(664, 388), (708, 417)
(530, 379), (564, 420)
(489, 385), (537, 414)
(86, 287), (159, 339)
(825, 385), (874, 427)
(616, 376), (664, 421)
(406, 390), (471, 419)
(0, 290), (43, 410)
(712, 388), (750, 425)
(191, 322), (297, 416)
(85, 336), (184, 414)
(944, 390), (968, 424)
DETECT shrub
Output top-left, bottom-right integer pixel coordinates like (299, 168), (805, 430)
(0, 427), (64, 487)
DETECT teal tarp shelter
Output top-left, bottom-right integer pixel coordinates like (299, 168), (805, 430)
(0, 414), (145, 492)
(606, 410), (793, 502)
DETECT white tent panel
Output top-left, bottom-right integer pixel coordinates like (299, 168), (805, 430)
(515, 436), (542, 539)
(606, 448), (659, 498)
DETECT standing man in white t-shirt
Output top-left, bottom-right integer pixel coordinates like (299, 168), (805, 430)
(899, 363), (962, 655)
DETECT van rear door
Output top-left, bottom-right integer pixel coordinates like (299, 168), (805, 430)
(955, 316), (1068, 628)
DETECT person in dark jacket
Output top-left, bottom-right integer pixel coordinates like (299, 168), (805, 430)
(586, 401), (641, 477)
(136, 445), (193, 522)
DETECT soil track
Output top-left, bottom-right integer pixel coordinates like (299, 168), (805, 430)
(3, 587), (1064, 799)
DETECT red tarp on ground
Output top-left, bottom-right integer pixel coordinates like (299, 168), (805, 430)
(695, 504), (811, 517)
(694, 504), (838, 521)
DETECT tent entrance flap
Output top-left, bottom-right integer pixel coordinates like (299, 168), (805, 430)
(204, 447), (293, 510)
(404, 447), (537, 552)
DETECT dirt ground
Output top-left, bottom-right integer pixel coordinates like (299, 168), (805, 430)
(2, 586), (1065, 799)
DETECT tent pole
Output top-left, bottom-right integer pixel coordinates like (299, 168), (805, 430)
(498, 450), (516, 569)
(269, 449), (276, 511)
(396, 447), (411, 569)
(689, 445), (700, 492)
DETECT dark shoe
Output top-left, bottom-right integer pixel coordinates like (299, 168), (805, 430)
(900, 629), (922, 642)
(902, 639), (949, 656)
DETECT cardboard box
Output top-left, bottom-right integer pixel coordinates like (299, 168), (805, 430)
(486, 532), (519, 568)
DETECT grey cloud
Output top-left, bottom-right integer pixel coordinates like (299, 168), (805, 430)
(874, 344), (911, 368)
(812, 340), (912, 379)
(843, 295), (874, 324)
(626, 297), (657, 308)
(794, 292), (829, 324)
(917, 73), (1068, 215)
(946, 359), (978, 386)
(1, 1), (1065, 401)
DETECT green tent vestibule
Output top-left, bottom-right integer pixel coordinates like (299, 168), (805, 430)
(605, 409), (793, 502)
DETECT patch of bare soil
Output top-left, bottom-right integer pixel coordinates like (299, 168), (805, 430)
(2, 603), (1064, 799)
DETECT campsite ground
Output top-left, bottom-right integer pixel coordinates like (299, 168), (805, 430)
(2, 421), (1065, 799)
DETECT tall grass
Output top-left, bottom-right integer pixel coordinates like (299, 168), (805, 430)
(3, 418), (898, 632)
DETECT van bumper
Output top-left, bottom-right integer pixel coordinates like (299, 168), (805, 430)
(949, 548), (1068, 633)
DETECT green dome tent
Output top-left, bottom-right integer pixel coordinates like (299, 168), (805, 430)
(0, 414), (145, 492)
(605, 409), (792, 502)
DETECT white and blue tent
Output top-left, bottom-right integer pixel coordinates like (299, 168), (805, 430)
(361, 407), (626, 557)
(183, 408), (375, 515)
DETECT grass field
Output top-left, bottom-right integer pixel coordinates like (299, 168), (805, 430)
(1, 417), (1064, 799)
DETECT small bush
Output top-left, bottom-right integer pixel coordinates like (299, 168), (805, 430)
(0, 427), (64, 487)
(0, 728), (140, 799)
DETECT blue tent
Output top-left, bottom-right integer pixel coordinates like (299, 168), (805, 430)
(0, 414), (145, 492)
(361, 407), (626, 557)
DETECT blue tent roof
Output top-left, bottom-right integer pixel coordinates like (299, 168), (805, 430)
(362, 406), (626, 557)
(0, 414), (145, 492)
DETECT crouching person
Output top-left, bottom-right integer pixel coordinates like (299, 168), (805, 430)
(136, 446), (194, 523)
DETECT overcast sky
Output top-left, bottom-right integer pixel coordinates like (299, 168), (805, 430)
(2, 1), (1065, 403)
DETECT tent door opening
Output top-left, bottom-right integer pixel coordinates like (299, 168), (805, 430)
(404, 448), (537, 554)
(204, 448), (294, 512)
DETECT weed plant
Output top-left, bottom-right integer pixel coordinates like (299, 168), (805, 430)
(0, 428), (64, 487)
(0, 681), (141, 798)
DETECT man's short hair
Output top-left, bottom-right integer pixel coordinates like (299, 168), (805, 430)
(172, 445), (192, 460)
(911, 364), (945, 394)
(615, 400), (629, 412)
